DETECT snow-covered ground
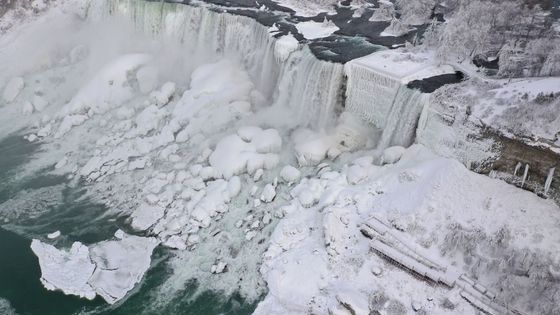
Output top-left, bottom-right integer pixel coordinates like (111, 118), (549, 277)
(1, 0), (560, 314)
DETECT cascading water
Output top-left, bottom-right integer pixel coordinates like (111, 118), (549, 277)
(377, 86), (428, 149)
(92, 0), (343, 131)
(273, 48), (344, 130)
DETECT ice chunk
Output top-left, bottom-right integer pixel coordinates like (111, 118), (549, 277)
(295, 20), (339, 40)
(227, 176), (242, 198)
(294, 132), (335, 166)
(252, 129), (282, 154)
(237, 126), (262, 141)
(135, 105), (167, 136)
(55, 115), (88, 138)
(260, 184), (277, 203)
(30, 240), (96, 300)
(150, 82), (176, 107)
(88, 234), (159, 304)
(280, 165), (301, 183)
(210, 131), (281, 179)
(131, 203), (166, 231)
(22, 101), (34, 115)
(47, 231), (61, 239)
(32, 95), (49, 112)
(55, 157), (68, 169)
(210, 134), (251, 178)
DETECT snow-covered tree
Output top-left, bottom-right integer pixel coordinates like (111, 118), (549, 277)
(396, 0), (437, 25)
(369, 2), (395, 22)
(539, 39), (560, 76)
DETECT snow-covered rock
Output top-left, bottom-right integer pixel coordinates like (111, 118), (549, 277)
(381, 146), (406, 165)
(209, 128), (281, 179)
(260, 184), (276, 203)
(280, 165), (301, 183)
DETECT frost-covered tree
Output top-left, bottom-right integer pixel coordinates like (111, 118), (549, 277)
(434, 0), (552, 69)
(369, 1), (395, 22)
(436, 1), (497, 61)
(396, 0), (437, 25)
(421, 18), (443, 48)
(383, 16), (410, 37)
(539, 39), (560, 76)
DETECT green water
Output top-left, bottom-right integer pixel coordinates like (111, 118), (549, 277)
(0, 133), (258, 315)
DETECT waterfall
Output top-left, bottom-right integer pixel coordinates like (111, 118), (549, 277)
(273, 48), (344, 130)
(377, 87), (428, 149)
(545, 168), (555, 195)
(89, 0), (343, 131)
(344, 62), (428, 149)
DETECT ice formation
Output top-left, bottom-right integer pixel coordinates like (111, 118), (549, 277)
(31, 231), (158, 304)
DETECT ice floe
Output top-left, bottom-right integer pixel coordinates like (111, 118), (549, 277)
(31, 231), (158, 304)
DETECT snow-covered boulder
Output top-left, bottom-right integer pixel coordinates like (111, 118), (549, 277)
(280, 165), (301, 183)
(381, 146), (406, 165)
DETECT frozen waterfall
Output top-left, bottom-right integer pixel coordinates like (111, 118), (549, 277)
(90, 0), (343, 131)
(345, 61), (428, 149)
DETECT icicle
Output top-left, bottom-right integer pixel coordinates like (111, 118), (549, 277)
(513, 162), (522, 177)
(544, 168), (555, 195)
(521, 164), (529, 188)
